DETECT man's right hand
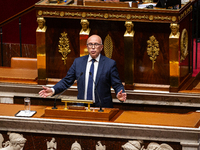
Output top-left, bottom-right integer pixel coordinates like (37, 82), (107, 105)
(39, 86), (53, 98)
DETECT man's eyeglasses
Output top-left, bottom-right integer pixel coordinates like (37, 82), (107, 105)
(87, 43), (102, 48)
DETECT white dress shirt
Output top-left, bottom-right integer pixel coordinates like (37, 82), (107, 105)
(84, 54), (100, 102)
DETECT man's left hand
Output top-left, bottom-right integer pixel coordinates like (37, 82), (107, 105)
(117, 90), (127, 102)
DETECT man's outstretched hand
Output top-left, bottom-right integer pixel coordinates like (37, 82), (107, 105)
(39, 86), (53, 98)
(117, 90), (127, 102)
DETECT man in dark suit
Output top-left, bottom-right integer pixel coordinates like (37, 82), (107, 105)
(39, 34), (126, 108)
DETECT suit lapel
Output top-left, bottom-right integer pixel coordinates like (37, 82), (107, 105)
(81, 55), (89, 88)
(81, 55), (88, 74)
(96, 55), (106, 85)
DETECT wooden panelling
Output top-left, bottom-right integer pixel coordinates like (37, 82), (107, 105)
(45, 18), (125, 81)
(134, 22), (170, 85)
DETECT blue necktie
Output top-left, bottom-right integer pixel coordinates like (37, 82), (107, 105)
(87, 59), (95, 100)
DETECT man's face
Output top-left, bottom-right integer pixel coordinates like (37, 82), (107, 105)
(87, 35), (103, 59)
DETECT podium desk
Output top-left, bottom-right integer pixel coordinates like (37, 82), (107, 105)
(35, 0), (195, 92)
(0, 103), (200, 149)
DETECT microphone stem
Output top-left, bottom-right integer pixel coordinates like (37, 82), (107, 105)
(95, 87), (104, 112)
(89, 72), (104, 112)
(52, 101), (57, 109)
(99, 104), (103, 112)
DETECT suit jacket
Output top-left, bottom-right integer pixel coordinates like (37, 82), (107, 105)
(53, 55), (124, 108)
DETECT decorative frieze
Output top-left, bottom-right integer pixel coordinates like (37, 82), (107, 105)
(178, 5), (193, 21)
(0, 133), (175, 150)
(37, 10), (178, 23)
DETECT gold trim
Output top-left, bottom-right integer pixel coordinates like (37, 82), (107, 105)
(180, 29), (188, 62)
(170, 61), (179, 77)
(61, 99), (93, 111)
(60, 11), (64, 17)
(82, 12), (86, 17)
(147, 35), (160, 70)
(178, 5), (193, 21)
(38, 10), (43, 16)
(172, 16), (177, 22)
(58, 32), (71, 65)
(43, 11), (60, 16)
(39, 10), (176, 22)
(104, 13), (109, 19)
(126, 14), (131, 20)
(154, 16), (171, 21)
(149, 15), (153, 21)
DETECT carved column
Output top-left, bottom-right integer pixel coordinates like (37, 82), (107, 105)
(36, 17), (47, 85)
(169, 23), (180, 92)
(124, 21), (134, 90)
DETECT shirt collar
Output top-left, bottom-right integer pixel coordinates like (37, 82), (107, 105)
(88, 54), (101, 62)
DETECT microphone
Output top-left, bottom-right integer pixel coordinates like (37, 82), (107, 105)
(89, 72), (104, 112)
(52, 72), (83, 109)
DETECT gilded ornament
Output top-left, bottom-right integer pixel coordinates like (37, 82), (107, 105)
(172, 16), (177, 22)
(147, 35), (160, 70)
(169, 23), (180, 38)
(58, 32), (71, 65)
(38, 10), (43, 16)
(149, 15), (153, 21)
(79, 19), (90, 35)
(36, 17), (47, 32)
(82, 12), (86, 17)
(104, 13), (109, 19)
(60, 11), (64, 17)
(104, 34), (113, 59)
(179, 6), (193, 20)
(124, 21), (134, 37)
(126, 14), (131, 20)
(180, 29), (188, 62)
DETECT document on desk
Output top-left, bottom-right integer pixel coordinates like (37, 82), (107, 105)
(15, 110), (37, 117)
(138, 3), (156, 8)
